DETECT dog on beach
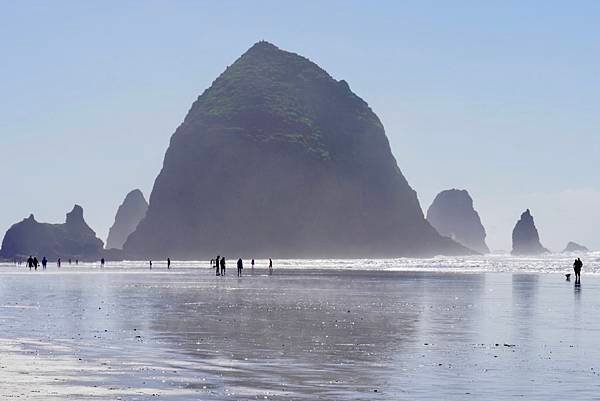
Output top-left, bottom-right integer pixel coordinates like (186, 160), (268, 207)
(565, 273), (571, 281)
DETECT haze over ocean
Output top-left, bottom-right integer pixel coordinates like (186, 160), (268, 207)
(1, 1), (599, 251)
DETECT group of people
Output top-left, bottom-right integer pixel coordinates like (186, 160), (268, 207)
(8, 256), (587, 283)
(24, 256), (50, 270)
(14, 257), (77, 269)
(212, 256), (273, 277)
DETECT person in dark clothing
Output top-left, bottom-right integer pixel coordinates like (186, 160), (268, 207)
(237, 258), (243, 277)
(149, 260), (153, 270)
(57, 258), (61, 268)
(100, 258), (105, 268)
(41, 257), (47, 270)
(33, 257), (39, 270)
(268, 258), (273, 276)
(215, 256), (221, 276)
(167, 258), (171, 269)
(251, 259), (255, 272)
(220, 257), (226, 276)
(573, 258), (583, 284)
(27, 256), (33, 270)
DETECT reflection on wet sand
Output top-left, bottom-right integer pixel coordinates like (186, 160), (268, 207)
(0, 268), (599, 400)
(147, 272), (424, 399)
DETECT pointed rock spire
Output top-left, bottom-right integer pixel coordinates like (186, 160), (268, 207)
(511, 209), (549, 255)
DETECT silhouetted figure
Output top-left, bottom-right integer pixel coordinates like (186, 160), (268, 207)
(57, 258), (61, 268)
(33, 257), (39, 271)
(573, 258), (583, 284)
(69, 258), (72, 265)
(149, 260), (153, 270)
(75, 259), (78, 265)
(100, 258), (105, 268)
(27, 256), (33, 270)
(251, 259), (255, 271)
(268, 258), (273, 275)
(41, 257), (47, 270)
(220, 257), (226, 276)
(167, 258), (171, 269)
(215, 256), (221, 276)
(237, 258), (243, 277)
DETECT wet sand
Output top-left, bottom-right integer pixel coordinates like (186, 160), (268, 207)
(0, 266), (598, 400)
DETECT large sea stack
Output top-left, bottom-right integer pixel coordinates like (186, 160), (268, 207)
(0, 205), (104, 260)
(124, 41), (469, 259)
(106, 189), (148, 250)
(426, 189), (489, 254)
(511, 209), (549, 255)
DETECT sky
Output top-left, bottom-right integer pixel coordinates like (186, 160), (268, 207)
(1, 1), (598, 252)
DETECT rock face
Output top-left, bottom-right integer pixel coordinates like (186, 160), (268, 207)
(426, 189), (489, 254)
(0, 205), (104, 260)
(106, 189), (148, 250)
(562, 241), (589, 253)
(511, 209), (549, 255)
(124, 41), (469, 259)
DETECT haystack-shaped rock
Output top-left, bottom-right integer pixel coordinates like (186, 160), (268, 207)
(511, 209), (549, 255)
(124, 41), (469, 259)
(106, 189), (148, 250)
(427, 189), (489, 254)
(0, 205), (104, 260)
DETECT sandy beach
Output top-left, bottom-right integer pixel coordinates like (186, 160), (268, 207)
(0, 261), (598, 400)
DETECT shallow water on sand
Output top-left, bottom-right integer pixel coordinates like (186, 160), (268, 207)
(0, 259), (599, 400)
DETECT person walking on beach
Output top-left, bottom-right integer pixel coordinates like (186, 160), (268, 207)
(268, 258), (273, 276)
(167, 258), (171, 270)
(27, 256), (33, 270)
(57, 258), (61, 268)
(100, 258), (105, 268)
(33, 257), (39, 271)
(237, 258), (243, 277)
(41, 257), (47, 270)
(573, 258), (583, 284)
(220, 256), (226, 276)
(215, 256), (221, 276)
(149, 260), (153, 270)
(251, 259), (255, 273)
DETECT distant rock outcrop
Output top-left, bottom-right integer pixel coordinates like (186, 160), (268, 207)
(511, 209), (549, 255)
(426, 189), (489, 254)
(0, 205), (104, 260)
(123, 41), (470, 259)
(106, 189), (148, 250)
(562, 241), (589, 253)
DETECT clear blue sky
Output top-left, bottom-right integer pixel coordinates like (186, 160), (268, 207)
(1, 1), (598, 251)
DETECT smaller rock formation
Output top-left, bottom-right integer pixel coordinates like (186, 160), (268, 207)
(0, 205), (104, 260)
(511, 209), (549, 255)
(106, 189), (148, 250)
(562, 241), (589, 253)
(426, 189), (489, 254)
